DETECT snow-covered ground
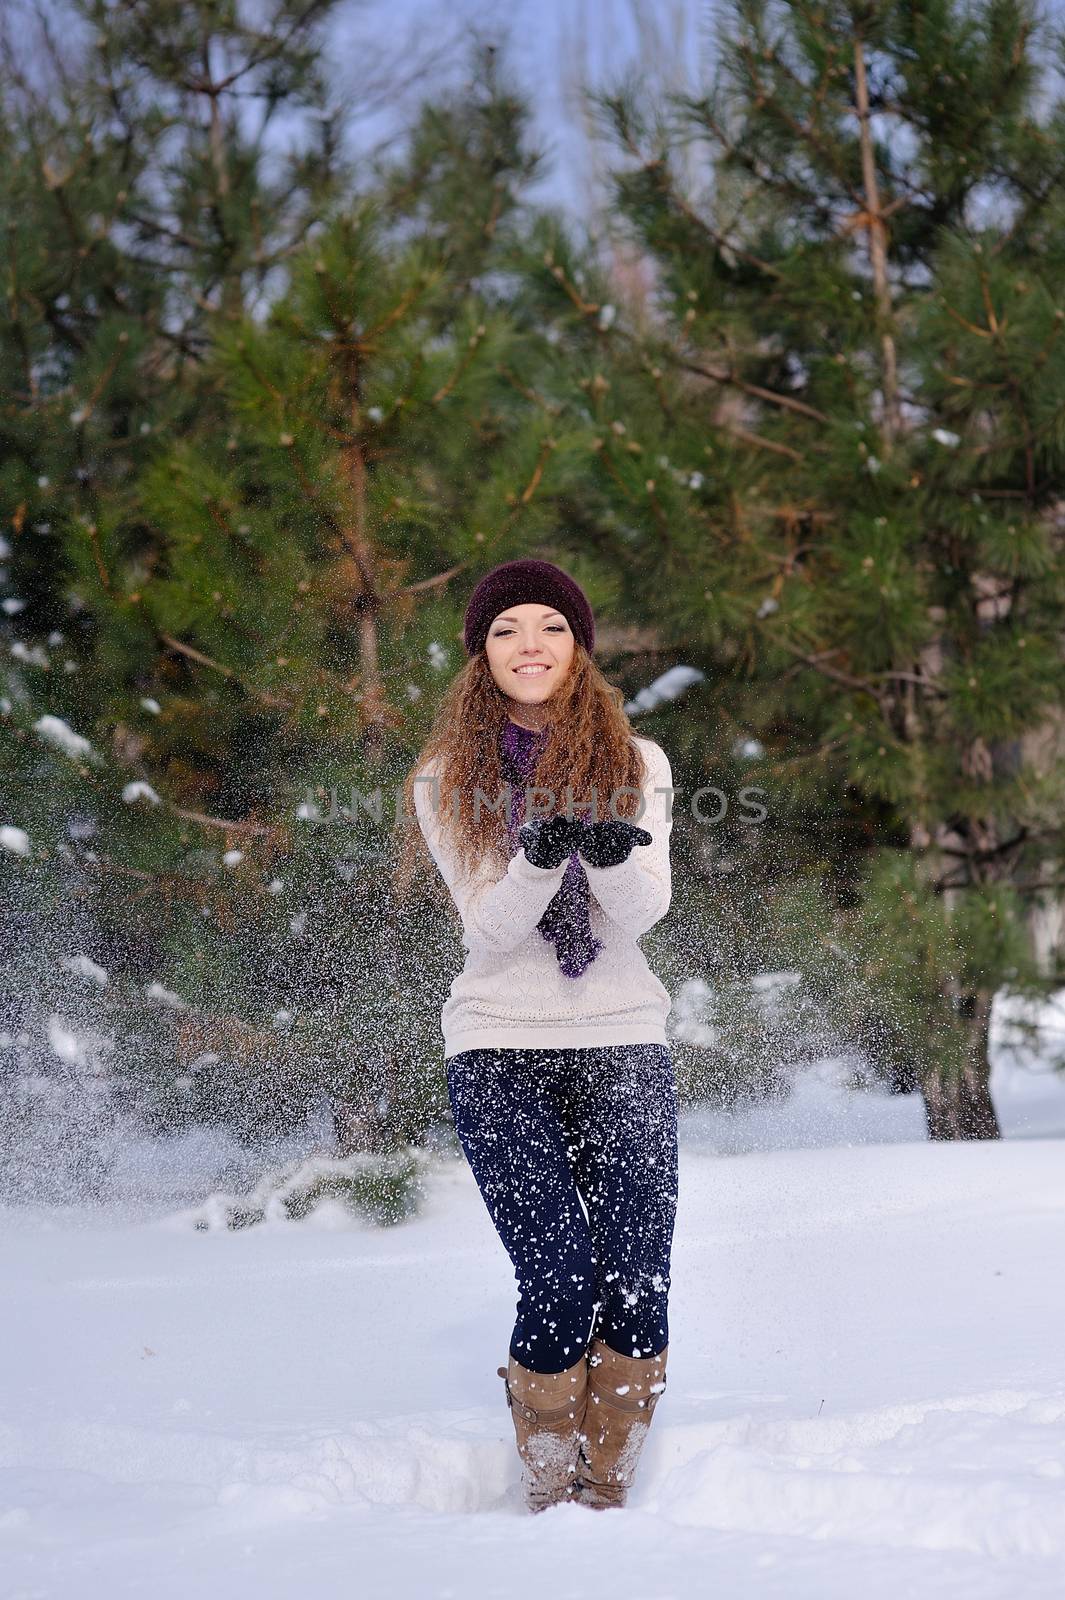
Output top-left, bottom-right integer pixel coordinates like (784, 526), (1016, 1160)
(2, 1044), (1064, 1599)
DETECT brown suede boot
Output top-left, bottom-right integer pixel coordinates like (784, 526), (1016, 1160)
(575, 1339), (668, 1510)
(498, 1351), (589, 1513)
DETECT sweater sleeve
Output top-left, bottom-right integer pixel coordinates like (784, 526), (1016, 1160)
(412, 762), (569, 956)
(580, 740), (673, 937)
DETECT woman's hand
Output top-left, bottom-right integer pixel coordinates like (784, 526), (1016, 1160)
(519, 814), (588, 870)
(577, 819), (652, 869)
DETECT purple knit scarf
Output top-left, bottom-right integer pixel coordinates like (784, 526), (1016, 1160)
(501, 719), (603, 979)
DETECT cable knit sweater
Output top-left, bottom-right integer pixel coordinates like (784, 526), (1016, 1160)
(413, 735), (674, 1059)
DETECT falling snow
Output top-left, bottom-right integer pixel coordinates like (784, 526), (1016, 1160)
(32, 713), (95, 760)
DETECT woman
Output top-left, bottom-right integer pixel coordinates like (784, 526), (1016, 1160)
(398, 557), (678, 1514)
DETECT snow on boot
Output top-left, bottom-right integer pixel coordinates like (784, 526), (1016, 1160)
(498, 1352), (588, 1513)
(575, 1339), (668, 1510)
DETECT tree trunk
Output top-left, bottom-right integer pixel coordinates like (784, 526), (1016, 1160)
(853, 34), (901, 448)
(920, 989), (1001, 1139)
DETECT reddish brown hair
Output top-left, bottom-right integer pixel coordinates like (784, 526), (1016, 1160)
(392, 642), (648, 912)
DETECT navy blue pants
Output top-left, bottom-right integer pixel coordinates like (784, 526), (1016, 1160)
(446, 1043), (678, 1374)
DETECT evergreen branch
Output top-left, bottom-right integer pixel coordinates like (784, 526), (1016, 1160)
(167, 803), (283, 837)
(362, 273), (442, 345)
(483, 182), (505, 242)
(644, 477), (672, 543)
(673, 355), (830, 424)
(590, 439), (636, 501)
(180, 2), (333, 97)
(499, 367), (563, 416)
(939, 299), (993, 340)
(71, 337), (128, 430)
(932, 867), (1038, 893)
(875, 670), (947, 694)
(235, 340), (352, 444)
(725, 423), (804, 461)
(80, 851), (201, 894)
(762, 736), (849, 771)
(994, 880), (1065, 894)
(977, 265), (1003, 337)
(122, 206), (204, 255)
(642, 360), (674, 422)
(991, 151), (1065, 255)
(281, 444), (369, 595)
(85, 519), (112, 593)
(951, 484), (1034, 500)
(431, 323), (487, 403)
(540, 260), (824, 430)
(934, 828), (1029, 862)
(613, 122), (782, 280)
(681, 96), (840, 234)
(772, 637), (887, 703)
(158, 631), (294, 709)
(973, 260), (1039, 495)
(403, 563), (471, 594)
(736, 34), (866, 213)
(516, 437), (557, 506)
(543, 253), (600, 316)
(660, 166), (784, 281)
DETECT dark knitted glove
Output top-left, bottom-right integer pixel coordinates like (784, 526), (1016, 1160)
(577, 819), (652, 869)
(519, 814), (587, 870)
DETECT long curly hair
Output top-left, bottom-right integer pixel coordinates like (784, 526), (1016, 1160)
(391, 641), (648, 913)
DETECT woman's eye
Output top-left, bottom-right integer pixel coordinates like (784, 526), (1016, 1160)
(493, 625), (566, 636)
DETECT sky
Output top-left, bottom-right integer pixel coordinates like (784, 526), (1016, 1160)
(11, 0), (1065, 227)
(325, 0), (710, 218)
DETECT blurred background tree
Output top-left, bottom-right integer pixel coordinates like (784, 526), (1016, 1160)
(547, 0), (1065, 1138)
(4, 0), (1065, 1217)
(0, 4), (580, 1191)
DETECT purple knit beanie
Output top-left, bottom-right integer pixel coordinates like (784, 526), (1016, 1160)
(463, 558), (595, 658)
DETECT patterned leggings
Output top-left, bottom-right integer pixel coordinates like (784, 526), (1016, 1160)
(446, 1043), (678, 1374)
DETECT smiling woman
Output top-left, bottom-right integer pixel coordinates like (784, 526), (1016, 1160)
(395, 557), (678, 1517)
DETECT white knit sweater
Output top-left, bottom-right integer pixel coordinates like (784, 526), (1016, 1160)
(412, 735), (674, 1059)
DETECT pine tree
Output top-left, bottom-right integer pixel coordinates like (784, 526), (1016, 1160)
(571, 0), (1065, 1137)
(0, 16), (588, 1178)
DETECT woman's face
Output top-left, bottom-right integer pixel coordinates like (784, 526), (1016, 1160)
(483, 602), (576, 713)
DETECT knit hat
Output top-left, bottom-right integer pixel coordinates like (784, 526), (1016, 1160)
(463, 558), (595, 658)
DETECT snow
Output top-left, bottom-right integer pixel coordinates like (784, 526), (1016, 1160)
(11, 640), (50, 668)
(144, 981), (186, 1010)
(45, 1017), (86, 1064)
(61, 954), (109, 987)
(1, 1050), (1064, 1597)
(624, 664), (706, 717)
(121, 779), (161, 806)
(32, 712), (95, 760)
